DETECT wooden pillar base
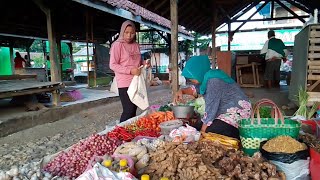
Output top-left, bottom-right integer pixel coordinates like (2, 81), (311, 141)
(52, 89), (60, 106)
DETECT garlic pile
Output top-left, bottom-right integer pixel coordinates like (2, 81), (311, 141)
(0, 161), (68, 180)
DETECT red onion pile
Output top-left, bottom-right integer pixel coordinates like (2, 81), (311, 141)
(43, 134), (123, 178)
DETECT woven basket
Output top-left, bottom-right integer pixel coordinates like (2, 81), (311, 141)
(239, 99), (301, 156)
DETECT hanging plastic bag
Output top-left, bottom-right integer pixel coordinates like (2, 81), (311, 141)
(110, 77), (119, 95)
(127, 67), (149, 110)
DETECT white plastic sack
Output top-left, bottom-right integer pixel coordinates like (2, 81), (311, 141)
(76, 163), (137, 180)
(271, 159), (310, 180)
(127, 67), (149, 110)
(110, 77), (119, 95)
(179, 69), (186, 86)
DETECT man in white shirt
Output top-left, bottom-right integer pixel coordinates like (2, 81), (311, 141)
(260, 30), (288, 88)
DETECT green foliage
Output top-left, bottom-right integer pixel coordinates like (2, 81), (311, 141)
(30, 40), (44, 52)
(32, 56), (45, 68)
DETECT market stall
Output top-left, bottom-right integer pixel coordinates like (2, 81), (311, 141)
(1, 95), (320, 180)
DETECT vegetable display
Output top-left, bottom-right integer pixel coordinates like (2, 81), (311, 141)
(108, 126), (160, 142)
(134, 111), (174, 132)
(43, 134), (122, 178)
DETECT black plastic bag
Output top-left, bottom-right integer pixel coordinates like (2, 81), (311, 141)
(260, 141), (310, 164)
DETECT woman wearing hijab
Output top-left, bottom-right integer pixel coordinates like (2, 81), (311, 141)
(110, 20), (147, 122)
(175, 56), (251, 139)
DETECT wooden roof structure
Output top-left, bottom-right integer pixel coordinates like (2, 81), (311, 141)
(130, 0), (319, 34)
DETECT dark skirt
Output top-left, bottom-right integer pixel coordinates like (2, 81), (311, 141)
(193, 119), (239, 139)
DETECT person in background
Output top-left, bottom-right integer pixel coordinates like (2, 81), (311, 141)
(174, 56), (251, 139)
(260, 30), (287, 88)
(14, 52), (26, 69)
(109, 20), (149, 122)
(24, 55), (32, 67)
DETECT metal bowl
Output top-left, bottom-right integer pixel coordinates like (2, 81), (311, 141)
(171, 105), (195, 119)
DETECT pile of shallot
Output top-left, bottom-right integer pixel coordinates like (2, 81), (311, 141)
(43, 134), (122, 178)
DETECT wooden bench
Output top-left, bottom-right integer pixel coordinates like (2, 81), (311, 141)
(0, 74), (37, 80)
(0, 80), (64, 106)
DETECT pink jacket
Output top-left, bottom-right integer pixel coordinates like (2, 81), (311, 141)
(109, 41), (141, 88)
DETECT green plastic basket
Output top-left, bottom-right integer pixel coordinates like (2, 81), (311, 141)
(238, 99), (301, 156)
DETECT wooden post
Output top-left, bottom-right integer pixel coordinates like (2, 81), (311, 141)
(47, 11), (60, 82)
(9, 44), (15, 74)
(211, 5), (217, 68)
(42, 40), (49, 82)
(86, 11), (90, 87)
(57, 38), (63, 80)
(227, 21), (231, 51)
(26, 47), (31, 67)
(67, 43), (75, 81)
(91, 15), (97, 87)
(47, 10), (60, 106)
(170, 0), (178, 97)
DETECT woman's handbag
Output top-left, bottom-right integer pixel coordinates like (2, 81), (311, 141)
(238, 99), (301, 156)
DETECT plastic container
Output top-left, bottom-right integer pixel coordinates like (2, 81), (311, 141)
(119, 159), (129, 172)
(141, 174), (150, 180)
(171, 105), (194, 119)
(310, 147), (320, 180)
(159, 120), (183, 135)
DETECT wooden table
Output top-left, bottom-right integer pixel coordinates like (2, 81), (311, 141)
(0, 80), (64, 106)
(236, 62), (263, 88)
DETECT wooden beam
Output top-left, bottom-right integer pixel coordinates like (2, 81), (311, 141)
(218, 6), (231, 20)
(212, 2), (217, 67)
(284, 0), (310, 13)
(32, 0), (49, 16)
(231, 1), (260, 21)
(271, 0), (274, 18)
(232, 15), (309, 22)
(234, 0), (270, 33)
(170, 0), (179, 97)
(161, 7), (170, 17)
(155, 0), (168, 11)
(145, 0), (154, 9)
(274, 0), (306, 23)
(184, 14), (204, 30)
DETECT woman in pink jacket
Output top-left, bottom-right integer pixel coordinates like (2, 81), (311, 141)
(110, 20), (145, 122)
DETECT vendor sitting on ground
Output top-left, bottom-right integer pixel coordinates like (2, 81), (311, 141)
(174, 56), (251, 139)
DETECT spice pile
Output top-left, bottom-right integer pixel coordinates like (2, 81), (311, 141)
(145, 141), (284, 180)
(262, 136), (307, 153)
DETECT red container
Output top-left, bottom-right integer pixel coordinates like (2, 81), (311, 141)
(310, 148), (320, 180)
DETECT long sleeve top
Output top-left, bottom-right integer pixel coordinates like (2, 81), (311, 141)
(109, 41), (141, 88)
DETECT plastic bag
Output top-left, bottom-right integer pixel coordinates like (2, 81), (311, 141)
(127, 67), (149, 110)
(76, 163), (138, 180)
(110, 77), (119, 95)
(271, 159), (310, 180)
(260, 141), (310, 163)
(169, 124), (199, 143)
